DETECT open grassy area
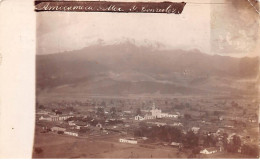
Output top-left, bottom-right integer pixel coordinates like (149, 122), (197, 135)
(33, 131), (185, 159)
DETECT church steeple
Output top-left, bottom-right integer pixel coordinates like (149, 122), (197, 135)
(152, 103), (155, 110)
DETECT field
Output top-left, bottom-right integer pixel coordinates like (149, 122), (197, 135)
(33, 128), (186, 159)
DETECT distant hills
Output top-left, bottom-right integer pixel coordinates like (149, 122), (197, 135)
(36, 42), (259, 96)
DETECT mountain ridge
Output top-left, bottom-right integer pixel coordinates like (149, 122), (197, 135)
(36, 42), (259, 96)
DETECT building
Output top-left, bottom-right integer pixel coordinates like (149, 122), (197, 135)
(191, 127), (200, 134)
(135, 103), (178, 121)
(151, 103), (162, 118)
(200, 147), (218, 154)
(64, 131), (78, 137)
(144, 115), (155, 120)
(36, 110), (49, 115)
(135, 115), (144, 121)
(50, 115), (74, 121)
(170, 122), (183, 127)
(40, 115), (73, 121)
(161, 113), (178, 118)
(170, 142), (181, 147)
(119, 138), (137, 144)
(39, 115), (52, 121)
(96, 123), (102, 128)
(51, 127), (66, 132)
(68, 121), (76, 126)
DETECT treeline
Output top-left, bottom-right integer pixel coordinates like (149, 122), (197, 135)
(134, 124), (259, 158)
(134, 125), (198, 149)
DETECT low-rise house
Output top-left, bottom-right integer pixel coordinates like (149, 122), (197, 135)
(191, 127), (200, 134)
(51, 127), (66, 132)
(96, 123), (102, 128)
(135, 115), (144, 121)
(64, 131), (79, 137)
(49, 115), (74, 121)
(68, 121), (76, 126)
(123, 111), (132, 114)
(119, 138), (137, 144)
(36, 110), (49, 115)
(200, 147), (218, 154)
(39, 115), (52, 121)
(144, 115), (155, 120)
(75, 121), (88, 129)
(142, 137), (148, 140)
(170, 122), (183, 127)
(161, 113), (178, 118)
(170, 142), (181, 147)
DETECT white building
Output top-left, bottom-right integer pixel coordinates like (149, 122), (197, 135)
(68, 121), (76, 126)
(135, 115), (144, 120)
(151, 103), (162, 118)
(64, 131), (78, 137)
(200, 147), (218, 154)
(170, 142), (181, 147)
(39, 116), (52, 121)
(51, 115), (73, 121)
(135, 103), (179, 121)
(51, 127), (66, 132)
(170, 122), (183, 127)
(40, 115), (73, 121)
(36, 110), (49, 115)
(191, 127), (200, 134)
(144, 115), (155, 120)
(119, 138), (137, 144)
(161, 113), (178, 118)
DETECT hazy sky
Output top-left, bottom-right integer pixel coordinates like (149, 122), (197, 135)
(37, 0), (260, 57)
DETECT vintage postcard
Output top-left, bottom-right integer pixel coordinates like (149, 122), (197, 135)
(0, 0), (260, 159)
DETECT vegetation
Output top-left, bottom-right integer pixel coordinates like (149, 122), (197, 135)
(241, 144), (259, 158)
(34, 147), (43, 154)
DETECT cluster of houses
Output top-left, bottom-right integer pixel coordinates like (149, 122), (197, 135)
(37, 110), (74, 122)
(36, 99), (259, 157)
(48, 126), (79, 137)
(200, 147), (218, 155)
(39, 115), (74, 121)
(135, 103), (179, 121)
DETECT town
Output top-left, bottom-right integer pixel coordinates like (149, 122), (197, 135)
(33, 95), (259, 158)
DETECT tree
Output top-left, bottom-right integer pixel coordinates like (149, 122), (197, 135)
(184, 114), (192, 119)
(57, 131), (64, 134)
(227, 135), (241, 153)
(233, 135), (241, 148)
(56, 110), (62, 115)
(97, 107), (104, 116)
(192, 146), (201, 155)
(100, 101), (106, 107)
(38, 104), (45, 109)
(185, 103), (190, 108)
(34, 147), (43, 154)
(222, 133), (228, 151)
(203, 135), (217, 147)
(110, 107), (116, 115)
(136, 108), (141, 115)
(183, 131), (199, 148)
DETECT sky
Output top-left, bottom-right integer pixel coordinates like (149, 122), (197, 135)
(36, 0), (260, 57)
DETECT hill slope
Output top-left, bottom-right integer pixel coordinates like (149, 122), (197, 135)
(36, 42), (259, 96)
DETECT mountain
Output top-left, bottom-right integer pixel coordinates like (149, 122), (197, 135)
(36, 41), (259, 96)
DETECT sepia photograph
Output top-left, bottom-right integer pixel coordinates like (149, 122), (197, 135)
(32, 0), (260, 159)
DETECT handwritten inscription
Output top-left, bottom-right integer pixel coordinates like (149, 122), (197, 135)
(35, 1), (186, 14)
